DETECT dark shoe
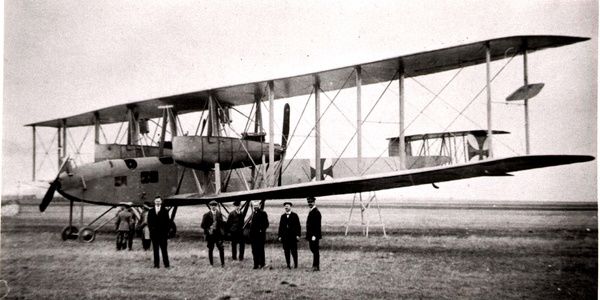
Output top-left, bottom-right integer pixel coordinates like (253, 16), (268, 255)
(287, 265), (291, 269)
(253, 266), (258, 269)
(312, 267), (319, 272)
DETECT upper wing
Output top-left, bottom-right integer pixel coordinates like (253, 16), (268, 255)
(165, 155), (594, 206)
(26, 35), (587, 128)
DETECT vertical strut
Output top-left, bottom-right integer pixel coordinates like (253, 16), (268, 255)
(355, 66), (362, 174)
(62, 119), (67, 160)
(215, 163), (221, 194)
(485, 42), (494, 158)
(268, 81), (275, 168)
(57, 127), (62, 169)
(94, 112), (100, 144)
(314, 76), (322, 181)
(398, 61), (406, 170)
(32, 126), (36, 181)
(158, 108), (168, 156)
(523, 47), (530, 154)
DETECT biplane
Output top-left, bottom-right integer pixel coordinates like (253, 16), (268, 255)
(26, 35), (594, 242)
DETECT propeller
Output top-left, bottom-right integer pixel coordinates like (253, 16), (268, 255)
(39, 157), (69, 212)
(277, 103), (291, 186)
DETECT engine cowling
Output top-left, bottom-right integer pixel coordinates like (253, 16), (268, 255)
(172, 136), (284, 170)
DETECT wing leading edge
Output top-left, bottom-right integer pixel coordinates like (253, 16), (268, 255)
(27, 35), (588, 128)
(165, 155), (594, 206)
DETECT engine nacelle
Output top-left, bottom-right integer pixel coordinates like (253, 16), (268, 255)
(172, 136), (283, 170)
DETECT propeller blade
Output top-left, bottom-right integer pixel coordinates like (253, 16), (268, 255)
(278, 103), (291, 187)
(39, 180), (59, 212)
(281, 103), (290, 150)
(39, 156), (70, 212)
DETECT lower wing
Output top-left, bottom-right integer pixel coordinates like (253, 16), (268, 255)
(166, 155), (594, 206)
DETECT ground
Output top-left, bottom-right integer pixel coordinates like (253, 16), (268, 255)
(1, 200), (597, 299)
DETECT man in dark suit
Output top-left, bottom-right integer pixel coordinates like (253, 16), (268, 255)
(249, 201), (269, 269)
(278, 202), (301, 269)
(306, 196), (321, 271)
(201, 201), (226, 267)
(226, 200), (245, 261)
(148, 196), (171, 268)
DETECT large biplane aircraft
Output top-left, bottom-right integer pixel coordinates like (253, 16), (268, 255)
(27, 35), (594, 242)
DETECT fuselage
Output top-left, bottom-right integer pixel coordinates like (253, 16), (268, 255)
(57, 157), (185, 206)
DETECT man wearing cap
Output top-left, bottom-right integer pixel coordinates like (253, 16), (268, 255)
(148, 196), (170, 268)
(278, 201), (301, 269)
(306, 197), (321, 271)
(201, 201), (226, 267)
(115, 204), (133, 251)
(226, 200), (245, 261)
(249, 201), (269, 269)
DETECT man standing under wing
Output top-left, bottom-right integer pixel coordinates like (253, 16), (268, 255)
(201, 201), (226, 267)
(226, 200), (245, 261)
(278, 201), (301, 269)
(148, 196), (170, 268)
(249, 201), (269, 269)
(306, 197), (321, 271)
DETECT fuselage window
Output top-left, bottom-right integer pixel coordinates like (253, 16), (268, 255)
(124, 159), (137, 170)
(114, 176), (127, 187)
(141, 171), (159, 184)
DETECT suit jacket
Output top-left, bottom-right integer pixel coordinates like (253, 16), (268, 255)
(306, 207), (322, 240)
(148, 206), (170, 239)
(115, 209), (133, 232)
(226, 209), (244, 234)
(201, 210), (226, 238)
(278, 212), (301, 242)
(249, 209), (269, 239)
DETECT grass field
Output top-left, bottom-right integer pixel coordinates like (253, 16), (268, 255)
(1, 201), (597, 299)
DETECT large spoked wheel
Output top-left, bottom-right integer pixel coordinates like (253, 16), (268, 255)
(61, 226), (79, 241)
(79, 227), (96, 243)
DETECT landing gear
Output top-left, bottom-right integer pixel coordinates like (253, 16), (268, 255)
(79, 227), (96, 243)
(61, 200), (78, 240)
(61, 225), (79, 240)
(61, 200), (116, 243)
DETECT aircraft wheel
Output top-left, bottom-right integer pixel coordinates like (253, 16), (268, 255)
(79, 227), (96, 243)
(61, 226), (79, 241)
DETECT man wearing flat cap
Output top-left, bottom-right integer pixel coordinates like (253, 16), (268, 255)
(306, 196), (322, 271)
(249, 201), (269, 269)
(201, 200), (226, 267)
(278, 201), (301, 269)
(226, 200), (245, 261)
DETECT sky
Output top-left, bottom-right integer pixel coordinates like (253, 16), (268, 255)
(2, 0), (597, 202)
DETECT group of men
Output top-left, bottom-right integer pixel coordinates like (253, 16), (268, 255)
(119, 195), (321, 271)
(115, 203), (153, 251)
(200, 196), (322, 271)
